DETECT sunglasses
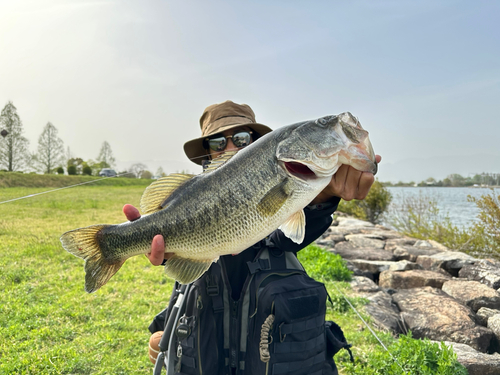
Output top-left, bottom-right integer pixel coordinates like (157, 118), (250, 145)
(205, 130), (253, 152)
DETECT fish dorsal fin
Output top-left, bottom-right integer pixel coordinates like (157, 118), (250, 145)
(279, 210), (306, 244)
(203, 150), (238, 173)
(140, 173), (195, 214)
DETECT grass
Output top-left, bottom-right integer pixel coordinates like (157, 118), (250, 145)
(0, 171), (152, 188)
(1, 184), (173, 374)
(0, 178), (464, 374)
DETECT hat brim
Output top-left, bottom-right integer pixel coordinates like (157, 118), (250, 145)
(183, 122), (273, 165)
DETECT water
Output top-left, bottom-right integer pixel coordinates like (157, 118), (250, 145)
(385, 187), (500, 229)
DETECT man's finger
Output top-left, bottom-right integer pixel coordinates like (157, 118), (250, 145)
(342, 167), (362, 201)
(123, 204), (141, 221)
(356, 172), (375, 200)
(146, 235), (166, 266)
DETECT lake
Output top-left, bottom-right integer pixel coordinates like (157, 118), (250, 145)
(385, 187), (500, 229)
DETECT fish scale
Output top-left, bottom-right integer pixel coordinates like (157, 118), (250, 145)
(61, 112), (377, 292)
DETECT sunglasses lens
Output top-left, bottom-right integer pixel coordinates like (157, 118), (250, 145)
(232, 132), (252, 148)
(208, 137), (227, 152)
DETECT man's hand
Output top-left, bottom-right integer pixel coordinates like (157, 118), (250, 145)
(310, 155), (382, 204)
(123, 204), (173, 266)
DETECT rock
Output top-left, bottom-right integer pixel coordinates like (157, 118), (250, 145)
(442, 280), (500, 312)
(477, 308), (500, 326)
(330, 247), (395, 261)
(427, 239), (450, 251)
(488, 314), (500, 342)
(392, 245), (442, 262)
(364, 291), (404, 334)
(379, 270), (451, 289)
(348, 260), (395, 275)
(345, 261), (375, 280)
(440, 341), (500, 375)
(334, 241), (358, 251)
(349, 276), (381, 294)
(318, 233), (345, 244)
(336, 217), (374, 227)
(388, 260), (423, 272)
(385, 238), (417, 251)
(414, 240), (434, 248)
(344, 234), (386, 249)
(328, 226), (362, 237)
(360, 227), (405, 240)
(459, 259), (500, 290)
(416, 251), (477, 276)
(393, 287), (496, 352)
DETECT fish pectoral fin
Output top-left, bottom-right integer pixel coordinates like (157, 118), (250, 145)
(140, 173), (196, 215)
(203, 150), (238, 173)
(164, 256), (216, 284)
(60, 224), (124, 293)
(257, 179), (291, 217)
(279, 210), (306, 244)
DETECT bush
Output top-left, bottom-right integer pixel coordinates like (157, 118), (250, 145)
(56, 167), (64, 174)
(388, 192), (474, 250)
(387, 191), (499, 258)
(338, 181), (392, 224)
(297, 245), (352, 282)
(343, 333), (467, 374)
(468, 190), (500, 259)
(82, 165), (92, 175)
(67, 165), (77, 175)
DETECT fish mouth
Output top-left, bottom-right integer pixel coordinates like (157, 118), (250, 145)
(283, 161), (317, 180)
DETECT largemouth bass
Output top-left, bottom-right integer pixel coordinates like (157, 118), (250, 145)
(61, 112), (377, 292)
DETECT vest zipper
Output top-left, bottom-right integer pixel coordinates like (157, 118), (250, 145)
(230, 298), (239, 370)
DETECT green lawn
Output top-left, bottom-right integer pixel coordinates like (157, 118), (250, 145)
(2, 182), (455, 374)
(0, 185), (174, 374)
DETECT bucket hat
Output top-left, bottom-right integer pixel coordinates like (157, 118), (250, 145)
(183, 100), (273, 165)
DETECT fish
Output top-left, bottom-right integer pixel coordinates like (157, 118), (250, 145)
(60, 112), (377, 292)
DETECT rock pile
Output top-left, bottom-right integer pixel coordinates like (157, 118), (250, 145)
(316, 216), (500, 374)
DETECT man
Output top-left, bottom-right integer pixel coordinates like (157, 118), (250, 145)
(124, 100), (381, 374)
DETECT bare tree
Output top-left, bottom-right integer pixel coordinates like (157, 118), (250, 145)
(0, 101), (30, 171)
(128, 163), (147, 178)
(155, 166), (167, 177)
(36, 122), (65, 174)
(97, 141), (116, 168)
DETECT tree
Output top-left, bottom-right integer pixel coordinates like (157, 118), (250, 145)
(36, 122), (65, 174)
(0, 101), (30, 171)
(447, 174), (466, 187)
(97, 141), (116, 168)
(141, 170), (153, 179)
(155, 166), (167, 178)
(128, 163), (147, 178)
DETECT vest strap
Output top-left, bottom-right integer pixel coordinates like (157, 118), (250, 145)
(246, 258), (270, 274)
(279, 315), (324, 340)
(274, 331), (325, 354)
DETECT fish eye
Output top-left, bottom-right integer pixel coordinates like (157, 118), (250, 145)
(317, 118), (328, 126)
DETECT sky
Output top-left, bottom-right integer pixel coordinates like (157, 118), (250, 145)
(0, 0), (499, 182)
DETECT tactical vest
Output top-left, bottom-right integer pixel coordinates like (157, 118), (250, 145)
(150, 244), (351, 375)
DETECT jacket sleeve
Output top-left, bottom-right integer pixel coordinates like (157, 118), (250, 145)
(267, 197), (340, 253)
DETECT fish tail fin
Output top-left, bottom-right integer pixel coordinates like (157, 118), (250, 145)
(60, 224), (125, 293)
